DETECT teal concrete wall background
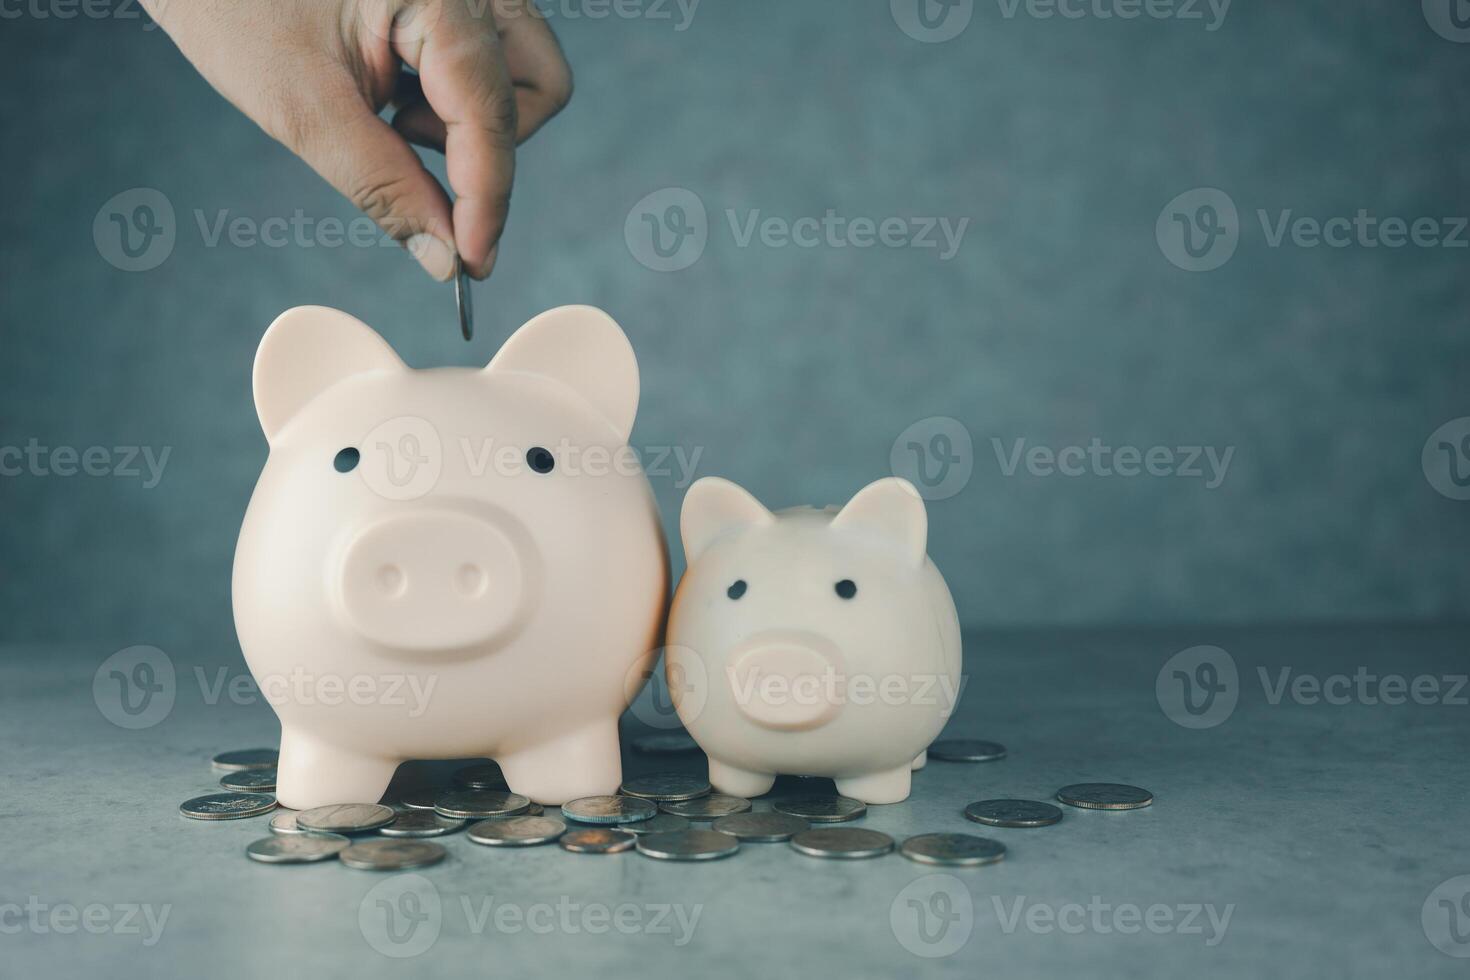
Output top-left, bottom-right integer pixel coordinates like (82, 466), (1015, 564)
(1, 0), (1467, 652)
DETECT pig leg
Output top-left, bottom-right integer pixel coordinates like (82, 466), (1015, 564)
(911, 751), (927, 771)
(498, 722), (622, 805)
(706, 758), (775, 799)
(835, 765), (912, 805)
(275, 727), (398, 811)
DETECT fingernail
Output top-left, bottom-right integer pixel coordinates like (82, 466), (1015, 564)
(473, 244), (499, 280)
(406, 233), (455, 282)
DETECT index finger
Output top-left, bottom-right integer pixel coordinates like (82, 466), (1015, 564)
(413, 0), (517, 279)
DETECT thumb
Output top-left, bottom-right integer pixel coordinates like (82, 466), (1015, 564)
(284, 77), (458, 281)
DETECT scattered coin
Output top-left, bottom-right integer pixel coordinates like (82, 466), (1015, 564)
(636, 830), (740, 862)
(772, 795), (866, 823)
(1057, 783), (1154, 810)
(297, 803), (396, 834)
(219, 769), (277, 793)
(900, 833), (1006, 867)
(964, 799), (1064, 828)
(621, 813), (692, 836)
(790, 828), (894, 860)
(180, 793), (278, 820)
(619, 773), (712, 802)
(246, 834), (350, 864)
(211, 748), (278, 772)
(559, 828), (636, 853)
(711, 811), (809, 842)
(562, 795), (658, 825)
(452, 764), (507, 790)
(631, 733), (700, 755)
(379, 810), (466, 838)
(269, 810), (305, 835)
(467, 815), (567, 846)
(660, 793), (752, 820)
(524, 803), (544, 816)
(928, 739), (1007, 762)
(435, 790), (531, 820)
(340, 839), (447, 871)
(397, 789), (442, 811)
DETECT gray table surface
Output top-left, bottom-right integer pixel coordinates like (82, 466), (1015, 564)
(5, 624), (1467, 978)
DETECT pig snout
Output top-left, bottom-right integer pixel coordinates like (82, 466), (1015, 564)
(333, 505), (532, 652)
(724, 631), (847, 731)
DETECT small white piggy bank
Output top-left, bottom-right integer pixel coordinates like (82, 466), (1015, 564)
(665, 477), (961, 804)
(233, 305), (667, 809)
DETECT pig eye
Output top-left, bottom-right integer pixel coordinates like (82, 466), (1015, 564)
(727, 580), (747, 600)
(526, 447), (555, 474)
(333, 447), (360, 473)
(835, 579), (857, 600)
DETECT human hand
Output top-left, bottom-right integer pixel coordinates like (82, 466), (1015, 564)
(146, 0), (572, 281)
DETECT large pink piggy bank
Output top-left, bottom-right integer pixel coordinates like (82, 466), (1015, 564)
(233, 305), (667, 809)
(665, 477), (961, 804)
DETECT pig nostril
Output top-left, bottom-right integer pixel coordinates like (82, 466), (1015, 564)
(376, 564), (407, 598)
(455, 563), (488, 599)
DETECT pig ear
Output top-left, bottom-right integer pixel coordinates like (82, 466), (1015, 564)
(830, 478), (928, 566)
(681, 477), (774, 563)
(485, 306), (639, 443)
(253, 306), (404, 443)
